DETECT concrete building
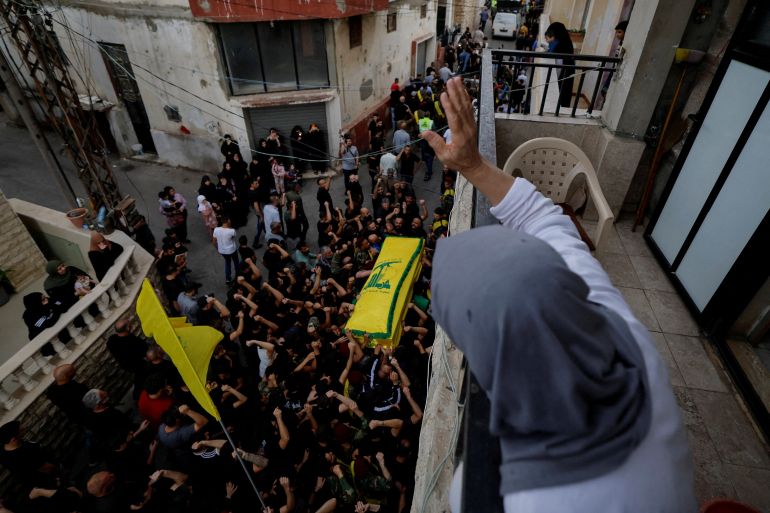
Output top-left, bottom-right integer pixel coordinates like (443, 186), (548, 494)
(3, 0), (439, 172)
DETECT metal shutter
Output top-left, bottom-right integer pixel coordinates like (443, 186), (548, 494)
(245, 102), (329, 160)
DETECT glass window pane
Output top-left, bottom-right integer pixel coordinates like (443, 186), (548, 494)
(676, 104), (770, 311)
(219, 24), (264, 95)
(651, 61), (770, 263)
(293, 21), (330, 89)
(257, 22), (297, 92)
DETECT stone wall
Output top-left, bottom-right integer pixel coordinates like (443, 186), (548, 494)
(0, 319), (136, 496)
(0, 190), (46, 291)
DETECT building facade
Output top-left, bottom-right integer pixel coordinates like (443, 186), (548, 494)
(7, 0), (438, 171)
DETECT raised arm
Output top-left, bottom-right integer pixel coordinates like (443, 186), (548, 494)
(424, 78), (627, 319)
(236, 275), (257, 298)
(179, 404), (208, 431)
(273, 408), (290, 449)
(221, 384), (248, 408)
(280, 476), (295, 513)
(229, 311), (245, 341)
(235, 293), (258, 316)
(389, 357), (411, 388)
(262, 281), (286, 304)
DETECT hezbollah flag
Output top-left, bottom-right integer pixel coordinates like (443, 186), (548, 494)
(347, 237), (424, 348)
(136, 279), (222, 420)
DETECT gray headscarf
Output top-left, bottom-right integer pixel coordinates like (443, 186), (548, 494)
(431, 225), (651, 494)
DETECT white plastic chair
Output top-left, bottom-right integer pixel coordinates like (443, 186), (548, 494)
(502, 137), (614, 251)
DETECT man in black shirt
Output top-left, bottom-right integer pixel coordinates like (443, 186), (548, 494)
(316, 177), (334, 216)
(396, 145), (422, 184)
(0, 421), (58, 489)
(107, 319), (149, 398)
(47, 363), (90, 424)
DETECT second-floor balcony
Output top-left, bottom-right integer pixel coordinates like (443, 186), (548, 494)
(0, 197), (154, 424)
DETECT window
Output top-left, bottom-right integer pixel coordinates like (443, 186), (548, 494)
(420, 4), (427, 18)
(349, 16), (362, 48)
(387, 12), (397, 33)
(218, 21), (330, 95)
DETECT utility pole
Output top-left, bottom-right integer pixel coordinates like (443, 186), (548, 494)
(0, 0), (155, 252)
(0, 48), (78, 209)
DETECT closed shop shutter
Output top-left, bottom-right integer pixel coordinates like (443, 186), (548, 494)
(245, 102), (329, 163)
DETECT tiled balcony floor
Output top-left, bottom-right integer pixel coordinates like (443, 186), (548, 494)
(593, 216), (770, 510)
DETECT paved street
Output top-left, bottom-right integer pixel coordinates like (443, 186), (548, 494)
(0, 112), (443, 299)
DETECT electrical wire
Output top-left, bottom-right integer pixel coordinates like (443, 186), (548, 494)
(198, 0), (487, 21)
(55, 19), (598, 167)
(10, 0), (601, 166)
(0, 21), (79, 200)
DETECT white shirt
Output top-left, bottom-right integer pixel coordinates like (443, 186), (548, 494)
(212, 226), (237, 255)
(450, 179), (696, 513)
(439, 66), (453, 83)
(263, 204), (281, 237)
(443, 129), (452, 144)
(379, 152), (398, 178)
(486, 179), (696, 513)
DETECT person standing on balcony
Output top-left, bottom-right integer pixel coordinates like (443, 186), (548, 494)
(599, 20), (628, 107)
(423, 77), (696, 513)
(88, 232), (124, 281)
(544, 22), (576, 108)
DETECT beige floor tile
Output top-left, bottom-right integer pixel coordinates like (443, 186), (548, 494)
(615, 218), (654, 257)
(629, 254), (676, 293)
(724, 463), (770, 512)
(690, 389), (770, 469)
(650, 332), (685, 387)
(684, 421), (738, 504)
(645, 289), (700, 337)
(665, 334), (728, 392)
(617, 286), (661, 332)
(728, 339), (770, 412)
(585, 221), (625, 255)
(596, 252), (642, 288)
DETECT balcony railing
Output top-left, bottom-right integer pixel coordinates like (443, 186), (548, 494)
(490, 49), (622, 117)
(0, 235), (151, 423)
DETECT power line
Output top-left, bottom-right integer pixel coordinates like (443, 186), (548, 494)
(13, 1), (599, 166)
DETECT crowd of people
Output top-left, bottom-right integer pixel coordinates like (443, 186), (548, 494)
(4, 64), (468, 513)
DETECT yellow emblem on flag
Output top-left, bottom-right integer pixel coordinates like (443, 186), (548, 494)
(347, 237), (424, 348)
(136, 279), (222, 420)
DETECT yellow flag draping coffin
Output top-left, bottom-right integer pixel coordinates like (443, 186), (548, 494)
(347, 237), (424, 348)
(136, 279), (223, 420)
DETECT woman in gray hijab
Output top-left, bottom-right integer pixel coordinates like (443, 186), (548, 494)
(421, 78), (696, 512)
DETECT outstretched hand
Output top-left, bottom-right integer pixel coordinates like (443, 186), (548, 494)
(421, 78), (483, 175)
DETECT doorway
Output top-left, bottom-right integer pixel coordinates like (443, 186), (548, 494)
(414, 39), (429, 78)
(98, 42), (157, 154)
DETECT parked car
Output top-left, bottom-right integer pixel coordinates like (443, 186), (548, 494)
(492, 12), (519, 39)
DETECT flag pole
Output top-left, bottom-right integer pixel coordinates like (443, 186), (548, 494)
(219, 419), (267, 510)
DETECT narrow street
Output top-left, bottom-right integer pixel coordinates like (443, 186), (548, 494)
(0, 111), (443, 299)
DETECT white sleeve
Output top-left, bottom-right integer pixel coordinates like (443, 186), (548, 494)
(489, 179), (635, 323)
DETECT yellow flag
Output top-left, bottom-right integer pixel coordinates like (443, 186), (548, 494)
(136, 279), (222, 420)
(347, 237), (424, 348)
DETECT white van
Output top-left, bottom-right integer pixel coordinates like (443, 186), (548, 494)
(492, 12), (520, 39)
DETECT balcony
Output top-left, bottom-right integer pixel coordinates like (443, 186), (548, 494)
(189, 0), (389, 22)
(410, 48), (770, 513)
(0, 197), (154, 424)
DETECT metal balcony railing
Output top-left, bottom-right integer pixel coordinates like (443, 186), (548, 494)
(490, 49), (622, 117)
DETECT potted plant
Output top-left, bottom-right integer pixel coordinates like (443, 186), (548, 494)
(0, 268), (14, 307)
